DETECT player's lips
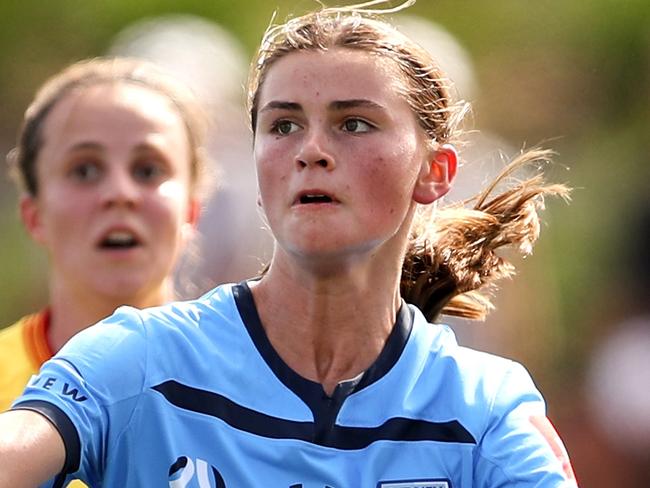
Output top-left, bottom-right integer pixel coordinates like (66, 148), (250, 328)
(293, 189), (339, 206)
(96, 226), (143, 250)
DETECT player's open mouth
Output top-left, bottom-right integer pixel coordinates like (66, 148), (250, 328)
(98, 230), (141, 249)
(299, 194), (333, 204)
(294, 190), (338, 205)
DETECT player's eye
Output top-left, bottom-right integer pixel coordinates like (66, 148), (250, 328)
(132, 160), (167, 183)
(69, 161), (102, 182)
(271, 120), (300, 135)
(342, 118), (374, 133)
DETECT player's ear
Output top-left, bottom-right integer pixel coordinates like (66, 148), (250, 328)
(412, 143), (458, 205)
(20, 194), (47, 245)
(181, 197), (201, 243)
(185, 197), (201, 228)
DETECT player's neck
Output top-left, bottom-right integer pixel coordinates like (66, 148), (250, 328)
(47, 279), (174, 353)
(250, 255), (403, 396)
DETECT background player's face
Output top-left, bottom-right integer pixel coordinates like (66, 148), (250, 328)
(21, 82), (198, 302)
(253, 48), (433, 262)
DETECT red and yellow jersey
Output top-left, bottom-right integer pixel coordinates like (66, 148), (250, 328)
(0, 310), (52, 412)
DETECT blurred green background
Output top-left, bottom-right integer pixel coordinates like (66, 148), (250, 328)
(1, 1), (648, 485)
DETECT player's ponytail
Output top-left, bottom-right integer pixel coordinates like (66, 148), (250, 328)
(401, 148), (570, 322)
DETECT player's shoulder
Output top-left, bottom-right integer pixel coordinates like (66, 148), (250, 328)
(149, 283), (239, 334)
(109, 282), (237, 333)
(412, 306), (514, 371)
(411, 305), (537, 404)
(58, 284), (236, 358)
(49, 284), (240, 392)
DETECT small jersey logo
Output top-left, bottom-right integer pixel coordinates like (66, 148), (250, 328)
(168, 456), (225, 488)
(378, 480), (450, 488)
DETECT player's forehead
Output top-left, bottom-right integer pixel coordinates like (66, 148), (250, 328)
(50, 82), (178, 123)
(33, 82), (192, 181)
(258, 48), (407, 108)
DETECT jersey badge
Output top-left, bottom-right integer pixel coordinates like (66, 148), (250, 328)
(377, 480), (450, 488)
(168, 456), (225, 488)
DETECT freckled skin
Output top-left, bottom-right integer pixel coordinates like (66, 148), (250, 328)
(254, 49), (431, 264)
(246, 47), (455, 397)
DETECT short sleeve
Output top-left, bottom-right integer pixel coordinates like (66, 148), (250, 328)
(11, 306), (148, 485)
(474, 361), (578, 487)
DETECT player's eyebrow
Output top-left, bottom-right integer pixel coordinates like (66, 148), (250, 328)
(66, 142), (104, 153)
(259, 101), (302, 113)
(129, 142), (169, 159)
(330, 99), (386, 111)
(259, 99), (386, 113)
(66, 142), (165, 156)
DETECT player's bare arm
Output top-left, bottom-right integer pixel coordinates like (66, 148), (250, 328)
(0, 410), (64, 487)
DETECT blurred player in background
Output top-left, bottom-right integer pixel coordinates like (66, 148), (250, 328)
(108, 15), (274, 295)
(0, 57), (207, 413)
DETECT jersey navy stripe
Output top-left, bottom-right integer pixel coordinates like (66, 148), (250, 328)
(152, 380), (476, 447)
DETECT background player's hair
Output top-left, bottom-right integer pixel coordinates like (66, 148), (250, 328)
(7, 57), (208, 197)
(248, 0), (570, 322)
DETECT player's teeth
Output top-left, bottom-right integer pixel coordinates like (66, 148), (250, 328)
(106, 231), (135, 243)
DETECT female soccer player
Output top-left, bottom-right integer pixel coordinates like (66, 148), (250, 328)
(0, 2), (577, 486)
(0, 57), (204, 411)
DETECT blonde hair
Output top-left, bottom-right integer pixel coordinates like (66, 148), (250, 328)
(8, 57), (208, 197)
(248, 1), (570, 321)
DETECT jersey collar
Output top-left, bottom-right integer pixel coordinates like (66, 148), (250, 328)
(232, 281), (413, 419)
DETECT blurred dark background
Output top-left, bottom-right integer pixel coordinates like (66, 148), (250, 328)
(1, 1), (648, 485)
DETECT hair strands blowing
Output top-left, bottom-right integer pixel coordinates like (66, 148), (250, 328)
(249, 0), (571, 323)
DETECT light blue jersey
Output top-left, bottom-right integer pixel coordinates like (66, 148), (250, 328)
(13, 283), (576, 487)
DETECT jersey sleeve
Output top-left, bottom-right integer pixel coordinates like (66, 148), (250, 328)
(11, 306), (149, 485)
(474, 361), (578, 487)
